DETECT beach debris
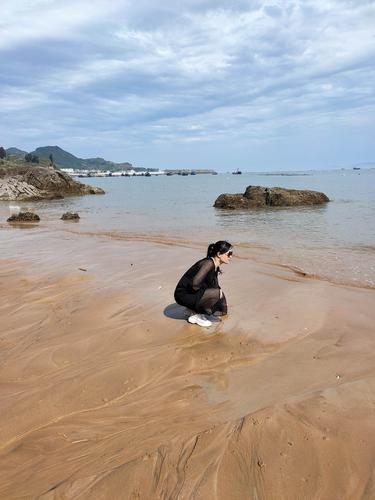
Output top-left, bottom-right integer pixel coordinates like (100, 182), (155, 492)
(78, 268), (87, 272)
(336, 374), (341, 379)
(7, 211), (40, 222)
(61, 211), (80, 220)
(257, 458), (265, 468)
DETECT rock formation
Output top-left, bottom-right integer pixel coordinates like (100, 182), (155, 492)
(7, 212), (40, 223)
(0, 163), (105, 201)
(61, 212), (80, 220)
(214, 185), (329, 209)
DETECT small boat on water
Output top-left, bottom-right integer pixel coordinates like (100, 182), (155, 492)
(232, 169), (242, 175)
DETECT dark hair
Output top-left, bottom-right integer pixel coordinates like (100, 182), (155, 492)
(206, 240), (232, 258)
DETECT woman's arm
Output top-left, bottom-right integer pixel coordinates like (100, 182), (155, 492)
(191, 259), (214, 291)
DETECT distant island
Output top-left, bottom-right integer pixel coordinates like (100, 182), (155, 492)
(4, 145), (217, 176)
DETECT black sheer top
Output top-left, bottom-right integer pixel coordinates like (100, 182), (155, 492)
(175, 257), (220, 294)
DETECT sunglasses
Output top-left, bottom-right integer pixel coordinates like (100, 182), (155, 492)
(225, 250), (233, 257)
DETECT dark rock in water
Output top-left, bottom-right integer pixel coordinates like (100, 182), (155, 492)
(7, 212), (40, 222)
(0, 164), (105, 201)
(61, 212), (80, 220)
(214, 185), (329, 209)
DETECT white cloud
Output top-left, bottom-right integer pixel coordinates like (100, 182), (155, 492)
(0, 0), (123, 50)
(0, 0), (374, 167)
(0, 87), (55, 111)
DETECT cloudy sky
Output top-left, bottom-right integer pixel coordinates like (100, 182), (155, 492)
(1, 0), (374, 170)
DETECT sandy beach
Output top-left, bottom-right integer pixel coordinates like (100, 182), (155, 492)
(1, 229), (375, 499)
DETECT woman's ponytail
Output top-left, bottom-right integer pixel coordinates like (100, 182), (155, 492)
(206, 243), (216, 258)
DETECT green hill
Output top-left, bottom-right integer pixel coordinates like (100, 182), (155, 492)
(83, 157), (132, 171)
(30, 146), (86, 169)
(28, 146), (133, 171)
(6, 147), (28, 157)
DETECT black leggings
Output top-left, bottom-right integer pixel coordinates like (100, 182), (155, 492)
(175, 287), (227, 316)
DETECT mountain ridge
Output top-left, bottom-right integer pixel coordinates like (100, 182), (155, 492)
(5, 145), (135, 171)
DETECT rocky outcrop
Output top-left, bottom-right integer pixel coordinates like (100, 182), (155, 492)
(0, 164), (105, 201)
(0, 177), (56, 201)
(214, 185), (329, 209)
(7, 212), (40, 222)
(61, 212), (80, 220)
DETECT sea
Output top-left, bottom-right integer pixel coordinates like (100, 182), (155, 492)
(1, 168), (374, 288)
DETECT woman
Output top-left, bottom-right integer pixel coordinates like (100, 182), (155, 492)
(174, 240), (233, 327)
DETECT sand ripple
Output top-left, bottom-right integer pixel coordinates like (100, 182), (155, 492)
(1, 239), (375, 499)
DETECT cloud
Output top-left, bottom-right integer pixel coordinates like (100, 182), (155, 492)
(0, 0), (374, 168)
(0, 0), (123, 50)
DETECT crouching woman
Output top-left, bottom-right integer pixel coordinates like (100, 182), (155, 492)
(174, 240), (233, 327)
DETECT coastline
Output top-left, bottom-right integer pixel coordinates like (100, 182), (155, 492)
(1, 230), (375, 498)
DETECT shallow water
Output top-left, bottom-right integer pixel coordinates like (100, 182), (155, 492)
(1, 168), (374, 287)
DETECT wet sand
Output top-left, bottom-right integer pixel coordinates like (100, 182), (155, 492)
(1, 231), (375, 499)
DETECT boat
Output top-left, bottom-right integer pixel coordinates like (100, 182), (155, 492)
(232, 169), (242, 175)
